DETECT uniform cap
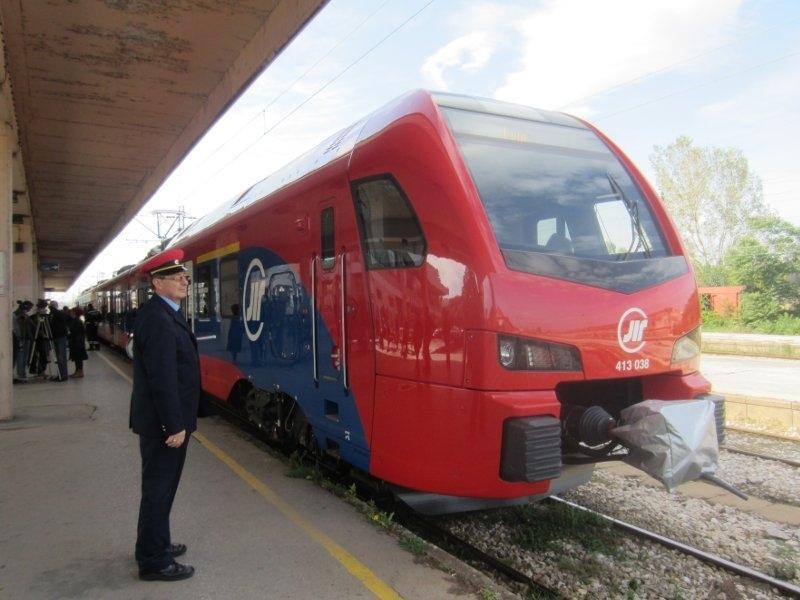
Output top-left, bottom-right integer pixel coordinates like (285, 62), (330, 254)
(140, 248), (187, 277)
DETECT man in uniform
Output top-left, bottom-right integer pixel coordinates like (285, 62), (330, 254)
(130, 249), (199, 581)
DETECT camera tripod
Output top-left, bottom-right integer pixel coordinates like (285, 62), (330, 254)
(28, 313), (62, 380)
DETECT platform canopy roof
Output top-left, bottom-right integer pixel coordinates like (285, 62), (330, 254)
(1, 0), (326, 291)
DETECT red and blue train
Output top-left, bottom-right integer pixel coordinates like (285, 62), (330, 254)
(80, 90), (723, 512)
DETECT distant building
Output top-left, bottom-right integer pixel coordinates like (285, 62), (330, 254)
(698, 286), (746, 315)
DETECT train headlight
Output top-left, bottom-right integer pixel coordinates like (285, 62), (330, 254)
(497, 335), (582, 371)
(499, 339), (516, 368)
(671, 328), (701, 365)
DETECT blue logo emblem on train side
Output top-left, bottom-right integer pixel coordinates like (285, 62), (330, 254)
(243, 257), (267, 341)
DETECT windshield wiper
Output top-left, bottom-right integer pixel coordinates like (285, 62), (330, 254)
(606, 173), (651, 260)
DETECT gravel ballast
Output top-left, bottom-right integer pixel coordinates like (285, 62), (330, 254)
(440, 441), (800, 599)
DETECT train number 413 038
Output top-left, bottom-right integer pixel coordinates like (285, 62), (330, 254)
(615, 358), (650, 371)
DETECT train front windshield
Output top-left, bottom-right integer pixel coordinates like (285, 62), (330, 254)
(442, 107), (688, 292)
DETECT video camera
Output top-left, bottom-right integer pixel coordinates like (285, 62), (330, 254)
(15, 300), (34, 312)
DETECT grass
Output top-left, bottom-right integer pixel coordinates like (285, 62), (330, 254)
(479, 588), (500, 600)
(770, 544), (798, 581)
(368, 506), (395, 529)
(399, 534), (426, 557)
(284, 451), (322, 482)
(510, 501), (619, 556)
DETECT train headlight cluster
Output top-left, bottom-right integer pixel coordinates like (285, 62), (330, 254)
(671, 328), (701, 365)
(497, 335), (582, 371)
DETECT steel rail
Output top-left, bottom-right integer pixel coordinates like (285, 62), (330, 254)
(549, 496), (800, 598)
(721, 445), (800, 468)
(726, 425), (800, 444)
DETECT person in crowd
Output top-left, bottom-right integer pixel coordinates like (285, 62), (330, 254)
(130, 249), (199, 582)
(68, 307), (89, 378)
(84, 303), (102, 350)
(48, 300), (70, 382)
(12, 300), (35, 382)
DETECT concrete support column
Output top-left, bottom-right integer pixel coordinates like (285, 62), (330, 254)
(12, 215), (35, 302)
(0, 127), (11, 420)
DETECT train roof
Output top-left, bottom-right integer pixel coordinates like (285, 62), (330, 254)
(166, 89), (583, 250)
(431, 91), (585, 129)
(167, 113), (369, 248)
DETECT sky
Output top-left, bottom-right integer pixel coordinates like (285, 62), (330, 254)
(62, 0), (800, 301)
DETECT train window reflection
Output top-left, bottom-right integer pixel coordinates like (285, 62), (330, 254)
(195, 263), (215, 319)
(441, 108), (667, 262)
(352, 177), (426, 270)
(219, 254), (240, 318)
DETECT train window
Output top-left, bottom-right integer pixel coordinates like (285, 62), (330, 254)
(594, 198), (657, 255)
(219, 254), (240, 318)
(321, 207), (335, 271)
(137, 286), (149, 306)
(352, 177), (426, 269)
(441, 108), (667, 260)
(441, 107), (689, 292)
(195, 263), (215, 319)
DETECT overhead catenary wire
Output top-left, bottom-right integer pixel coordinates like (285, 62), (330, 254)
(173, 0), (437, 210)
(594, 50), (800, 121)
(557, 17), (800, 110)
(192, 0), (394, 170)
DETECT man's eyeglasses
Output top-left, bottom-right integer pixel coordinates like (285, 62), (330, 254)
(156, 274), (191, 283)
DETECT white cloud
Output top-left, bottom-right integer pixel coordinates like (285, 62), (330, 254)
(421, 32), (495, 90)
(494, 0), (744, 111)
(697, 54), (800, 124)
(693, 55), (800, 225)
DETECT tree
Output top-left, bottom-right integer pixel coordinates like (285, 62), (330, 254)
(650, 136), (766, 267)
(725, 216), (800, 315)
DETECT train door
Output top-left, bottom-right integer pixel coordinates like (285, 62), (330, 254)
(312, 196), (374, 469)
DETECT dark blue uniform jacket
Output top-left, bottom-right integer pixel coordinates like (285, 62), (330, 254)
(129, 295), (200, 437)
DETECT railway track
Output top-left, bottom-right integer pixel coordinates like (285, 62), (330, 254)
(393, 504), (560, 599)
(212, 397), (799, 597)
(210, 400), (560, 597)
(548, 497), (800, 599)
(405, 493), (800, 599)
(721, 445), (800, 468)
(726, 425), (800, 444)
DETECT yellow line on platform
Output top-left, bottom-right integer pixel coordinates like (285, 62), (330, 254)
(193, 432), (403, 600)
(96, 348), (401, 599)
(96, 349), (132, 383)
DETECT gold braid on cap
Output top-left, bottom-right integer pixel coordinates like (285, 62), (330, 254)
(150, 259), (186, 276)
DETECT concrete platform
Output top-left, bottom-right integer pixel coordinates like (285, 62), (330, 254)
(701, 354), (799, 440)
(0, 349), (481, 599)
(702, 332), (800, 360)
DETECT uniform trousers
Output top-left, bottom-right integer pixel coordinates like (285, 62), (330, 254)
(135, 435), (189, 572)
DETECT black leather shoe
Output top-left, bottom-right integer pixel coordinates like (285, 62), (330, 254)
(169, 543), (187, 558)
(139, 562), (195, 581)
